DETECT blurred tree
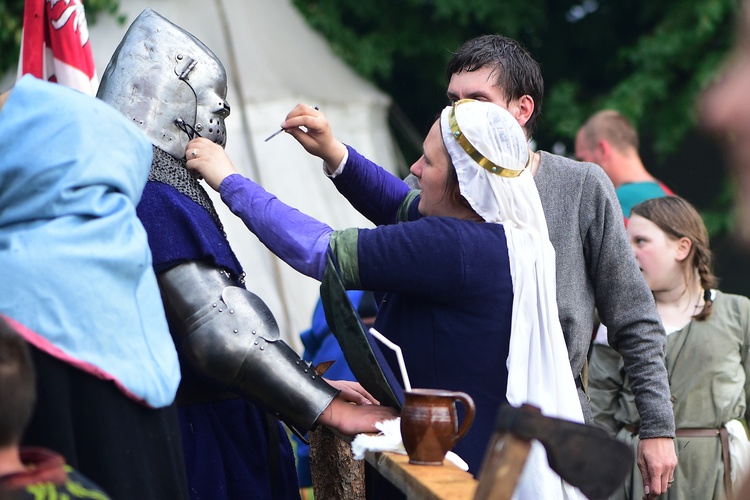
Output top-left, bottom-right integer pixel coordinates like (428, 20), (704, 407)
(292, 0), (739, 234)
(292, 0), (737, 158)
(0, 0), (122, 76)
(292, 0), (547, 161)
(1, 0), (738, 185)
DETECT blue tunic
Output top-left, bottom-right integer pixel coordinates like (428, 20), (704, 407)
(355, 212), (513, 474)
(616, 180), (672, 220)
(137, 180), (299, 500)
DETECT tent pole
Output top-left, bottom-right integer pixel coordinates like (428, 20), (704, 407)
(215, 0), (297, 347)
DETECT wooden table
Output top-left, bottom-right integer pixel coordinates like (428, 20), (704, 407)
(364, 450), (478, 500)
(309, 427), (479, 500)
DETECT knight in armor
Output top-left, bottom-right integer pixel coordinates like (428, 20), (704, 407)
(96, 9), (396, 500)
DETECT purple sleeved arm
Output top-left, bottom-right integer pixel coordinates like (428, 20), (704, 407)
(219, 174), (331, 280)
(331, 145), (412, 226)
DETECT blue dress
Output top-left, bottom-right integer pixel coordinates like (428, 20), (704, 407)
(334, 147), (514, 473)
(354, 214), (513, 473)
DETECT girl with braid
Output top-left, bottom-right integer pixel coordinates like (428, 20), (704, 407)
(589, 196), (750, 499)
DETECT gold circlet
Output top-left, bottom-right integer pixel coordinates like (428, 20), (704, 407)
(448, 100), (530, 177)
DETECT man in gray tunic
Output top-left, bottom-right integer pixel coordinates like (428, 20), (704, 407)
(442, 34), (677, 498)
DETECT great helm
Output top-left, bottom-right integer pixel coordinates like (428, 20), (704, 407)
(97, 9), (230, 159)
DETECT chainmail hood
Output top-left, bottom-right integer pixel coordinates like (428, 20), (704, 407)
(149, 146), (225, 233)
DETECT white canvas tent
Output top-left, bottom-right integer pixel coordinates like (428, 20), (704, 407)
(85, 0), (405, 350)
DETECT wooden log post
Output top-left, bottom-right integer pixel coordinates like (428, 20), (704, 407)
(309, 426), (366, 499)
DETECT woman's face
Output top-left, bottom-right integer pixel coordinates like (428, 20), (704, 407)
(409, 121), (456, 217)
(628, 214), (685, 292)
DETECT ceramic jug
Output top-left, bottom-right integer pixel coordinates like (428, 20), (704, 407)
(400, 388), (475, 465)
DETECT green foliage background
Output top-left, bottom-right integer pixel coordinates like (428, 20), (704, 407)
(290, 0), (740, 237)
(291, 0), (736, 154)
(0, 0), (736, 167)
(1, 0), (747, 288)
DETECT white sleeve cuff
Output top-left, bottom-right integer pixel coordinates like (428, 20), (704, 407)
(324, 148), (349, 178)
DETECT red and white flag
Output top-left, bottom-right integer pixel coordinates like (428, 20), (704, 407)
(18, 0), (98, 95)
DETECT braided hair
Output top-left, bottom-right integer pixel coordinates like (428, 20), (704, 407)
(631, 196), (716, 320)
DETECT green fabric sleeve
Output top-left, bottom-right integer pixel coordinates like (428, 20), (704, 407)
(328, 228), (361, 289)
(396, 190), (421, 222)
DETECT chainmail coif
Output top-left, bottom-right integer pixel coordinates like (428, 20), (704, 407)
(149, 146), (225, 233)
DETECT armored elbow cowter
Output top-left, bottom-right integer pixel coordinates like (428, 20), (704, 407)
(157, 260), (339, 434)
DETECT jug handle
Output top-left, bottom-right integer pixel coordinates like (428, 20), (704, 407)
(450, 391), (476, 440)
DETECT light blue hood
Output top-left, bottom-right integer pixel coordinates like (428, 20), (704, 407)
(0, 75), (180, 408)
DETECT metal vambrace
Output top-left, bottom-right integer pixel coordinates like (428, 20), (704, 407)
(157, 260), (339, 434)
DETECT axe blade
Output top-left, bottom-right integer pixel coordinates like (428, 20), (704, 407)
(495, 404), (634, 499)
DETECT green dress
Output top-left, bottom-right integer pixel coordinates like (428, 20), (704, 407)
(589, 291), (750, 499)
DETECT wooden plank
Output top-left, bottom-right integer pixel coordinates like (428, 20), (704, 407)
(473, 433), (531, 500)
(364, 450), (477, 500)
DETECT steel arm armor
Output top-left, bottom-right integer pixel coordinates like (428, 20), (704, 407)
(157, 260), (339, 433)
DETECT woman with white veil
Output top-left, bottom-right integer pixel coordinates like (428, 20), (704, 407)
(186, 99), (585, 498)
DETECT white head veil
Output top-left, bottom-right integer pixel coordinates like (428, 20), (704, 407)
(440, 100), (585, 499)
